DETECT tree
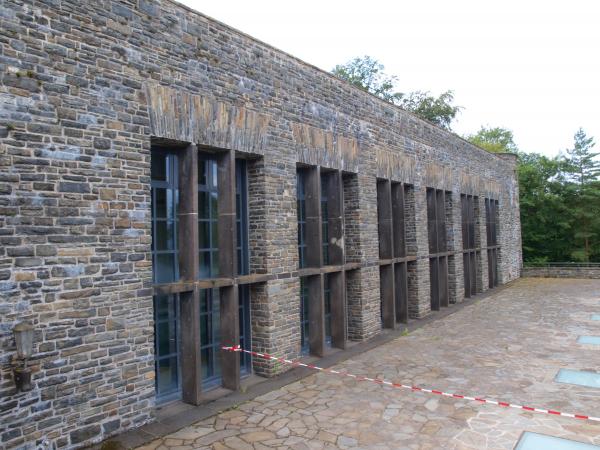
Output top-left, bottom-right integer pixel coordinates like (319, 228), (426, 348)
(466, 126), (519, 154)
(331, 56), (402, 104)
(517, 151), (571, 262)
(331, 56), (461, 129)
(560, 128), (600, 261)
(399, 91), (459, 130)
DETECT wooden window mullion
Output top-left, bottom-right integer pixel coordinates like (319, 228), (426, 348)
(218, 149), (240, 390)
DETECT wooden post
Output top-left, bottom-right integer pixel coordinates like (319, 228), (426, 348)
(394, 262), (408, 323)
(439, 256), (449, 307)
(177, 144), (202, 405)
(429, 257), (440, 311)
(178, 144), (198, 282)
(327, 171), (346, 349)
(327, 171), (344, 265)
(218, 149), (240, 389)
(380, 264), (395, 329)
(329, 270), (347, 349)
(307, 274), (325, 357)
(220, 285), (240, 390)
(377, 180), (393, 260)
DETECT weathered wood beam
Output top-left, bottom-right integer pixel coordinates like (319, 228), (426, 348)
(217, 149), (239, 390)
(377, 180), (393, 260)
(220, 285), (240, 390)
(380, 264), (395, 329)
(329, 271), (347, 349)
(218, 149), (237, 278)
(439, 256), (449, 308)
(178, 143), (198, 281)
(394, 262), (408, 324)
(327, 171), (345, 265)
(177, 144), (202, 405)
(307, 274), (325, 357)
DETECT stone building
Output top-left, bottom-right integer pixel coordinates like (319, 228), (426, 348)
(0, 0), (522, 448)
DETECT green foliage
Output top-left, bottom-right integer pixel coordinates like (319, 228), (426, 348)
(466, 127), (519, 154)
(517, 151), (571, 262)
(516, 128), (600, 262)
(399, 90), (460, 130)
(332, 56), (402, 104)
(559, 129), (600, 261)
(331, 56), (461, 129)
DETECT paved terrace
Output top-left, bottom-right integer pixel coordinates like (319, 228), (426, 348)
(133, 278), (600, 449)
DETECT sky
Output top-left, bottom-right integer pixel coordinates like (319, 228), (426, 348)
(179, 0), (600, 157)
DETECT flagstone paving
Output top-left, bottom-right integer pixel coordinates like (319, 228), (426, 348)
(136, 278), (600, 449)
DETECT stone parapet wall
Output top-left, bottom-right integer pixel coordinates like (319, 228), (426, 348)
(522, 267), (600, 279)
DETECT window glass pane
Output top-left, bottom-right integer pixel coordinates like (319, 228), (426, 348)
(200, 289), (209, 312)
(200, 313), (209, 346)
(210, 191), (218, 218)
(211, 222), (219, 249)
(199, 221), (210, 250)
(201, 348), (210, 379)
(151, 152), (167, 181)
(198, 158), (207, 186)
(154, 293), (180, 400)
(157, 320), (177, 356)
(155, 189), (167, 218)
(155, 294), (171, 321)
(157, 357), (178, 395)
(155, 221), (175, 251)
(211, 161), (218, 188)
(324, 275), (331, 342)
(155, 254), (176, 283)
(211, 251), (219, 277)
(198, 191), (210, 219)
(151, 151), (178, 284)
(199, 251), (211, 279)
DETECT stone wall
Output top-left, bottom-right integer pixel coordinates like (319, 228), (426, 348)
(0, 0), (521, 448)
(522, 267), (600, 279)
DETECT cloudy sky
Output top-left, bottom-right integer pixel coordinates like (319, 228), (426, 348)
(179, 0), (599, 157)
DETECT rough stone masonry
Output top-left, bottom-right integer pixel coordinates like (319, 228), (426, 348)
(0, 0), (522, 448)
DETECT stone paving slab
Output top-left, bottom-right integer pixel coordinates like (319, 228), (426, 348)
(135, 278), (600, 449)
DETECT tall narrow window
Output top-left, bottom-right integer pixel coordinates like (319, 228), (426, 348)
(238, 285), (252, 374)
(427, 188), (449, 310)
(321, 174), (329, 265)
(300, 277), (309, 354)
(200, 288), (221, 387)
(461, 194), (478, 298)
(297, 170), (307, 269)
(151, 150), (181, 402)
(486, 198), (499, 288)
(154, 294), (180, 401)
(151, 151), (179, 284)
(324, 274), (332, 345)
(377, 179), (411, 327)
(198, 156), (219, 279)
(236, 160), (249, 276)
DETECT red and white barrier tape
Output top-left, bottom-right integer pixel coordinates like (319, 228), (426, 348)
(222, 345), (600, 423)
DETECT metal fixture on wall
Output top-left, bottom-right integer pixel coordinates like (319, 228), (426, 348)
(12, 322), (34, 392)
